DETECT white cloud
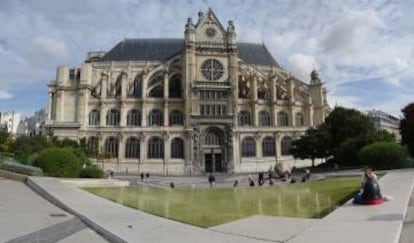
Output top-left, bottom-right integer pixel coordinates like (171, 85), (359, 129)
(286, 53), (319, 82)
(0, 0), (412, 116)
(0, 90), (13, 100)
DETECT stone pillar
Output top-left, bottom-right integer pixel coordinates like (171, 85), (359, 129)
(47, 92), (53, 121)
(118, 134), (125, 167)
(101, 73), (108, 99)
(252, 76), (258, 126)
(121, 73), (128, 98)
(139, 133), (146, 165)
(255, 132), (261, 158)
(163, 133), (170, 175)
(163, 102), (169, 127)
(100, 107), (107, 126)
(120, 104), (126, 127)
(275, 133), (281, 161)
(141, 104), (147, 127)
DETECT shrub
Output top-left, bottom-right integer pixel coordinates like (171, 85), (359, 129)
(33, 147), (81, 177)
(358, 142), (408, 169)
(79, 166), (104, 178)
(0, 161), (43, 176)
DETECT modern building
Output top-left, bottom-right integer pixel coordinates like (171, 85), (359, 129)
(367, 110), (400, 140)
(46, 9), (329, 174)
(0, 110), (21, 135)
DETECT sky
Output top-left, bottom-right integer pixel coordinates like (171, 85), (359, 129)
(0, 0), (413, 118)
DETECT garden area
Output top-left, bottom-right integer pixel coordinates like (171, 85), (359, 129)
(84, 177), (360, 227)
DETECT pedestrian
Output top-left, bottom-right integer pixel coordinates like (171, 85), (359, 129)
(170, 182), (175, 188)
(140, 172), (144, 182)
(258, 172), (264, 186)
(208, 174), (216, 188)
(146, 172), (150, 179)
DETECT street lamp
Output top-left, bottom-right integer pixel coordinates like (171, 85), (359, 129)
(117, 131), (122, 172)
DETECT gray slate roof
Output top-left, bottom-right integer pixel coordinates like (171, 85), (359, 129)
(103, 38), (281, 67)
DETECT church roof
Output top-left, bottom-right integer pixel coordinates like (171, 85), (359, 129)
(103, 38), (281, 67)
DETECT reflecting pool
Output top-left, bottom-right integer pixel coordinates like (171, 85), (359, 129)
(84, 177), (359, 227)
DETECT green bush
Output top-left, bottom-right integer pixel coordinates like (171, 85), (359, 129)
(79, 166), (103, 178)
(358, 142), (408, 169)
(33, 147), (81, 177)
(0, 161), (43, 176)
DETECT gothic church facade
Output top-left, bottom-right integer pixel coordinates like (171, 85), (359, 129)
(46, 9), (329, 174)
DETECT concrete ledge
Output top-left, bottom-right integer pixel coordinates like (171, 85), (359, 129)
(0, 169), (27, 182)
(27, 177), (267, 243)
(287, 170), (414, 243)
(26, 177), (126, 243)
(59, 178), (130, 187)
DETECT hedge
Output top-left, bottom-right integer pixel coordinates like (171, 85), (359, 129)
(358, 142), (408, 169)
(79, 167), (104, 178)
(0, 161), (43, 176)
(33, 147), (81, 177)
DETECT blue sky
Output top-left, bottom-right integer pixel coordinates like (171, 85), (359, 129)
(0, 0), (413, 117)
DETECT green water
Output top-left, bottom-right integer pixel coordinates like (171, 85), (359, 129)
(84, 177), (359, 227)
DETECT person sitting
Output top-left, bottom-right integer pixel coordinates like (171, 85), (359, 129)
(233, 180), (239, 187)
(208, 174), (216, 188)
(353, 169), (384, 205)
(361, 167), (377, 187)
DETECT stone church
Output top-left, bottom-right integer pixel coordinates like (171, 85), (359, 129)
(46, 9), (329, 175)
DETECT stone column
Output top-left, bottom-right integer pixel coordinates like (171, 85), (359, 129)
(101, 74), (108, 99)
(47, 92), (53, 121)
(118, 134), (125, 169)
(141, 104), (147, 127)
(139, 133), (146, 166)
(255, 132), (261, 158)
(100, 107), (107, 126)
(163, 102), (169, 127)
(121, 73), (128, 98)
(275, 133), (281, 161)
(163, 133), (170, 175)
(252, 76), (258, 126)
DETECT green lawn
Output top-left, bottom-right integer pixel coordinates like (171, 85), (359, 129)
(84, 177), (359, 227)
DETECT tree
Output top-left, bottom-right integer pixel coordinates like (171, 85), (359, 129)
(359, 142), (407, 169)
(324, 107), (376, 158)
(33, 147), (81, 177)
(400, 103), (414, 157)
(292, 127), (330, 167)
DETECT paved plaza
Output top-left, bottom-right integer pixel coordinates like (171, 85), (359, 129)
(1, 169), (414, 242)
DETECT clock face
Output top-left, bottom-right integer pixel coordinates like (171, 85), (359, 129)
(205, 27), (216, 38)
(201, 59), (224, 81)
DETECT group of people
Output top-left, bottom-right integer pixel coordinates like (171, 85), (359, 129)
(353, 167), (384, 205)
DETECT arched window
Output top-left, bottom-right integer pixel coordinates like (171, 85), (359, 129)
(87, 136), (99, 155)
(204, 128), (223, 146)
(171, 137), (184, 158)
(148, 74), (164, 98)
(125, 137), (140, 158)
(169, 74), (182, 98)
(104, 137), (118, 157)
(262, 136), (275, 157)
(241, 137), (256, 157)
(281, 136), (293, 155)
(258, 88), (269, 100)
(148, 109), (163, 126)
(113, 74), (122, 98)
(148, 137), (164, 159)
(259, 111), (271, 126)
(106, 109), (120, 126)
(278, 111), (289, 126)
(238, 111), (252, 126)
(127, 109), (141, 126)
(169, 110), (183, 125)
(295, 112), (304, 127)
(131, 75), (142, 98)
(89, 110), (100, 126)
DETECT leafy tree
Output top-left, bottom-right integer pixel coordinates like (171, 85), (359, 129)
(33, 147), (81, 177)
(359, 142), (407, 169)
(324, 107), (376, 158)
(400, 103), (414, 157)
(292, 127), (330, 167)
(13, 135), (52, 164)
